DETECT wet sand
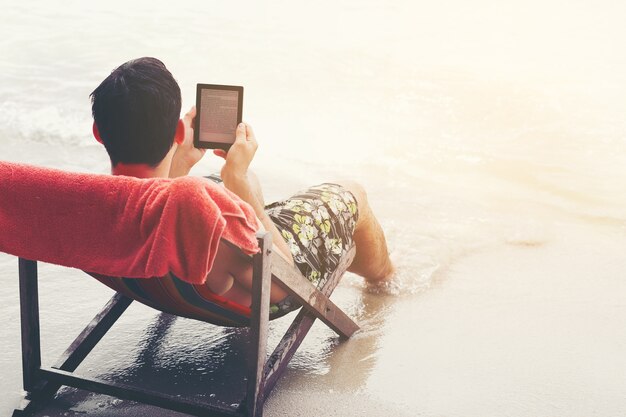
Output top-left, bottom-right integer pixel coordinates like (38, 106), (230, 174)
(276, 222), (626, 417)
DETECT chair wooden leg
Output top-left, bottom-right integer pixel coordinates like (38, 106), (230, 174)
(245, 232), (272, 417)
(14, 258), (133, 416)
(18, 259), (41, 392)
(13, 259), (42, 416)
(262, 245), (357, 400)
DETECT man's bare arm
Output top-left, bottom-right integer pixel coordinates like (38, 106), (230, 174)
(219, 123), (294, 268)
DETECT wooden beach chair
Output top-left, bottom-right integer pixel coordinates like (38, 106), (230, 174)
(2, 162), (360, 417)
(12, 236), (358, 417)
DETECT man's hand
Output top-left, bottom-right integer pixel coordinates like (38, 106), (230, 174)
(216, 123), (295, 267)
(169, 106), (206, 178)
(219, 122), (258, 182)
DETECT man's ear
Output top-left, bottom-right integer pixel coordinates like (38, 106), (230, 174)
(174, 119), (185, 145)
(92, 122), (103, 144)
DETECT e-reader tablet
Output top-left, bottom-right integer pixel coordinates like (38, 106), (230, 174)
(194, 84), (243, 150)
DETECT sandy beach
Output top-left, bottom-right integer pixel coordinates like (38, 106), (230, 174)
(2, 0), (626, 415)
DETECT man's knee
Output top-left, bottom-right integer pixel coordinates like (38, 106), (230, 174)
(332, 180), (370, 220)
(333, 179), (365, 200)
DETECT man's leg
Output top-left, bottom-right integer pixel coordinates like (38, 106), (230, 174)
(333, 180), (395, 283)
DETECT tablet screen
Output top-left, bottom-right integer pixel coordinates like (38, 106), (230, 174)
(194, 84), (243, 149)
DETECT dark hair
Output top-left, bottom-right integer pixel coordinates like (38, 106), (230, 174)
(90, 57), (181, 167)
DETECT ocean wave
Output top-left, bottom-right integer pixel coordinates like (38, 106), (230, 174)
(0, 101), (94, 148)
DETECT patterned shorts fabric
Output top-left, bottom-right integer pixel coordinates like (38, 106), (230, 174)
(265, 183), (359, 317)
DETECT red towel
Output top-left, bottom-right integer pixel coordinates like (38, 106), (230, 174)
(0, 161), (259, 284)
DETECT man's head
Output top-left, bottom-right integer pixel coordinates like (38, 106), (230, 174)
(90, 57), (182, 167)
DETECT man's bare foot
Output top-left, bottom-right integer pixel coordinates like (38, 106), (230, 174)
(365, 263), (401, 295)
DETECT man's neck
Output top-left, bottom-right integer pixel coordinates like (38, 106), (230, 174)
(111, 162), (170, 179)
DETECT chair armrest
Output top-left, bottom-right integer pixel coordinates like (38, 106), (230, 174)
(269, 250), (359, 338)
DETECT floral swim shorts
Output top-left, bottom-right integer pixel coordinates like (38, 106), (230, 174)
(265, 183), (359, 317)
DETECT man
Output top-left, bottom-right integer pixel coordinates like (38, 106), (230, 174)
(90, 57), (394, 314)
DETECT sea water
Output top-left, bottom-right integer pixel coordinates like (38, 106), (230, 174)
(1, 1), (626, 416)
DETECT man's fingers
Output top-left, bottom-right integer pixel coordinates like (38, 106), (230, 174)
(235, 122), (247, 142)
(245, 123), (256, 143)
(183, 106), (196, 126)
